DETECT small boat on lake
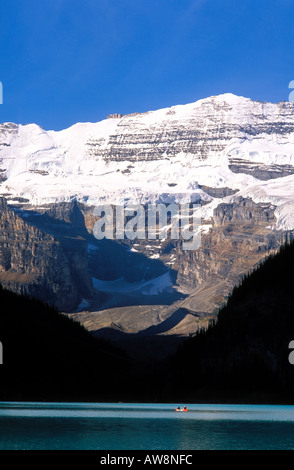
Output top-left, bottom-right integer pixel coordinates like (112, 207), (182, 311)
(175, 406), (188, 412)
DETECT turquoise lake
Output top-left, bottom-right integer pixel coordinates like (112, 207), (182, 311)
(1, 402), (294, 450)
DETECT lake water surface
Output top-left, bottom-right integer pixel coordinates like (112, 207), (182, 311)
(0, 402), (294, 450)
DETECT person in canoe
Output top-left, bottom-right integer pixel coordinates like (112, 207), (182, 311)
(175, 406), (188, 412)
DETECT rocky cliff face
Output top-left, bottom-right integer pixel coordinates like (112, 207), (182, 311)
(0, 198), (93, 311)
(172, 198), (292, 316)
(87, 98), (294, 172)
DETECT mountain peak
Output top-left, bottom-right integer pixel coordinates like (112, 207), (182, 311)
(210, 92), (251, 102)
(1, 93), (294, 233)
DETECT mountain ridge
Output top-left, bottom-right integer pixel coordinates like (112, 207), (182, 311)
(1, 93), (294, 230)
(1, 93), (294, 340)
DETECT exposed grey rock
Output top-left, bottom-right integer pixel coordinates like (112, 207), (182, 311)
(0, 198), (93, 311)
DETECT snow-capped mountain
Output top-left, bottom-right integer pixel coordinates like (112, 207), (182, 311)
(1, 93), (294, 349)
(1, 93), (294, 230)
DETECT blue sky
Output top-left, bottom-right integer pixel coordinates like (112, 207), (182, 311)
(0, 0), (294, 130)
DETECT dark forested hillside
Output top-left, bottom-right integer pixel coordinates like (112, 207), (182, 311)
(162, 241), (294, 403)
(0, 286), (134, 401)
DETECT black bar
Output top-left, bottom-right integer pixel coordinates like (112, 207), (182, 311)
(0, 450), (291, 466)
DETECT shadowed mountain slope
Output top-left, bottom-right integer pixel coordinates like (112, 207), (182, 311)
(161, 241), (294, 403)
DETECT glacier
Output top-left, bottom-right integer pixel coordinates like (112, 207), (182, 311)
(1, 93), (294, 231)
